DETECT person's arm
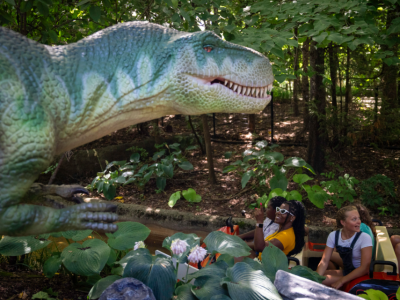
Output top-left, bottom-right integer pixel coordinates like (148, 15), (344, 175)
(238, 229), (255, 241)
(317, 246), (334, 276)
(269, 238), (284, 251)
(253, 206), (268, 252)
(331, 246), (372, 289)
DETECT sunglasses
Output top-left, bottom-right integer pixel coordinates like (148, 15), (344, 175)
(276, 207), (294, 216)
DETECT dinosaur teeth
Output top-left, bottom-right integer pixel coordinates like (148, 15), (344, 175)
(219, 79), (273, 99)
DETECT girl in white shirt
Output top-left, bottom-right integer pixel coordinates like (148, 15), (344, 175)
(317, 206), (373, 289)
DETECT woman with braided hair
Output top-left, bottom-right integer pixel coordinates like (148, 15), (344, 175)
(238, 196), (286, 249)
(253, 200), (306, 259)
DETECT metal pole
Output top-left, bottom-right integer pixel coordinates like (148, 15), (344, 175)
(213, 113), (216, 137)
(271, 92), (274, 143)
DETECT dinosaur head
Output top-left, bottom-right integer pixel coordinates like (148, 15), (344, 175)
(169, 30), (274, 115)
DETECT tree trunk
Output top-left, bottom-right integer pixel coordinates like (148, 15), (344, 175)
(328, 42), (339, 146)
(307, 42), (326, 173)
(201, 114), (217, 184)
(293, 30), (300, 117)
(302, 38), (310, 132)
(248, 114), (255, 133)
(381, 4), (399, 122)
(343, 47), (351, 137)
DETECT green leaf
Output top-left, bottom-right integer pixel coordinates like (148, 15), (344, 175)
(224, 24), (236, 33)
(153, 150), (165, 161)
(303, 163), (316, 174)
(270, 46), (284, 59)
(313, 32), (328, 44)
(103, 183), (116, 200)
(224, 151), (233, 159)
(175, 284), (198, 300)
(107, 249), (117, 266)
(88, 275), (121, 299)
(204, 231), (251, 257)
(241, 170), (254, 188)
(286, 190), (302, 201)
(261, 244), (288, 282)
(4, 0), (15, 5)
(293, 174), (313, 185)
(179, 161), (194, 170)
(168, 191), (181, 208)
(217, 254), (235, 267)
(37, 2), (49, 16)
(162, 232), (200, 263)
(274, 75), (287, 83)
(396, 286), (400, 300)
(284, 157), (306, 168)
(122, 249), (176, 300)
(107, 222), (151, 251)
(270, 174), (288, 191)
(130, 153), (140, 163)
(268, 188), (287, 200)
(0, 235), (51, 256)
(171, 0), (178, 8)
(89, 5), (101, 22)
(32, 291), (52, 299)
(221, 263), (282, 300)
(192, 274), (229, 299)
(264, 152), (284, 163)
(43, 254), (62, 278)
(76, 0), (90, 6)
(304, 185), (328, 208)
(162, 164), (174, 178)
(156, 177), (167, 191)
(182, 188), (201, 202)
(223, 165), (238, 173)
(61, 239), (110, 276)
(288, 265), (325, 283)
(187, 260), (228, 281)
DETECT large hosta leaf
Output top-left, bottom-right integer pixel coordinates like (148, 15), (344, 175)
(261, 244), (289, 282)
(210, 296), (232, 300)
(107, 222), (150, 251)
(87, 275), (121, 299)
(0, 235), (51, 256)
(192, 275), (229, 300)
(61, 239), (110, 276)
(221, 263), (282, 300)
(162, 232), (200, 263)
(122, 249), (176, 300)
(242, 257), (263, 271)
(187, 260), (229, 281)
(175, 284), (198, 300)
(289, 265), (325, 283)
(43, 253), (62, 278)
(204, 231), (251, 257)
(62, 230), (93, 241)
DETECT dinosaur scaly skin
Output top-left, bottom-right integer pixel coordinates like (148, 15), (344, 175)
(0, 21), (274, 236)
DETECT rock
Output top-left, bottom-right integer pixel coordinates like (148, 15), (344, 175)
(274, 270), (361, 300)
(99, 278), (156, 300)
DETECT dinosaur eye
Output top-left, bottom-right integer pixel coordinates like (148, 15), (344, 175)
(203, 46), (213, 53)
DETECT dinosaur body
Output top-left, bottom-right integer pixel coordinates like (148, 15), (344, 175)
(0, 21), (273, 236)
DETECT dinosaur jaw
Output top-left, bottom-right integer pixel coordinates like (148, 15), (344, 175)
(183, 74), (273, 113)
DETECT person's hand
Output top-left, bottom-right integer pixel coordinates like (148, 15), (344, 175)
(254, 203), (265, 223)
(331, 279), (344, 290)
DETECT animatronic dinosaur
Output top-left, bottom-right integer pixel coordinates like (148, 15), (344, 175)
(0, 21), (274, 237)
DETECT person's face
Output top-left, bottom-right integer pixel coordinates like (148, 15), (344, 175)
(274, 203), (295, 225)
(266, 203), (275, 220)
(341, 210), (361, 232)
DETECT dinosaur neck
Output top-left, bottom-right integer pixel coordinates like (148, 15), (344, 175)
(56, 104), (178, 154)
